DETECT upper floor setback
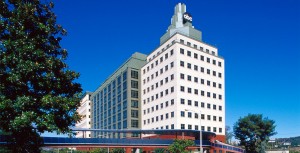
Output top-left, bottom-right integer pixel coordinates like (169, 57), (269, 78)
(146, 33), (223, 64)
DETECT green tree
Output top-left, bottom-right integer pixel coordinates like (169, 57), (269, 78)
(233, 114), (276, 153)
(154, 148), (168, 153)
(0, 0), (82, 152)
(90, 148), (107, 153)
(111, 148), (125, 153)
(168, 139), (195, 153)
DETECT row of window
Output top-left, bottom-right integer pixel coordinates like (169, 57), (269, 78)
(179, 48), (222, 67)
(180, 111), (223, 122)
(143, 111), (175, 125)
(143, 86), (175, 104)
(180, 86), (223, 100)
(180, 60), (222, 78)
(179, 98), (223, 111)
(180, 73), (222, 89)
(143, 99), (175, 115)
(143, 61), (174, 84)
(143, 73), (175, 95)
(144, 49), (174, 74)
(145, 123), (223, 134)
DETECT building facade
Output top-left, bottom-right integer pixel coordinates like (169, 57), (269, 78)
(76, 92), (92, 138)
(141, 3), (225, 141)
(90, 52), (147, 138)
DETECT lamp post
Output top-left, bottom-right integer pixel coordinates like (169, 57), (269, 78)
(185, 109), (202, 153)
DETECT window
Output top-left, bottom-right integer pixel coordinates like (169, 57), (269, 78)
(187, 75), (191, 81)
(187, 51), (191, 56)
(180, 86), (185, 92)
(171, 87), (174, 93)
(200, 47), (203, 51)
(160, 57), (163, 63)
(195, 101), (198, 107)
(166, 113), (169, 119)
(194, 77), (198, 83)
(165, 77), (168, 83)
(213, 105), (216, 110)
(201, 90), (205, 96)
(218, 73), (222, 78)
(194, 44), (197, 49)
(207, 115), (211, 120)
(207, 103), (211, 109)
(131, 100), (138, 108)
(171, 99), (174, 105)
(160, 103), (163, 109)
(207, 80), (210, 86)
(195, 113), (199, 119)
(187, 42), (191, 46)
(213, 82), (216, 87)
(181, 111), (185, 117)
(201, 67), (204, 72)
(180, 61), (184, 67)
(131, 80), (138, 89)
(200, 55), (204, 61)
(180, 48), (184, 54)
(165, 65), (168, 71)
(219, 84), (222, 89)
(171, 124), (174, 129)
(131, 70), (138, 79)
(170, 62), (174, 68)
(213, 116), (216, 121)
(219, 117), (222, 122)
(131, 90), (138, 98)
(188, 112), (192, 118)
(207, 69), (210, 75)
(155, 60), (158, 65)
(131, 110), (138, 118)
(194, 53), (198, 59)
(187, 63), (191, 69)
(171, 74), (174, 80)
(188, 100), (192, 105)
(171, 111), (174, 117)
(160, 68), (163, 74)
(213, 60), (216, 65)
(131, 120), (138, 128)
(213, 93), (216, 99)
(213, 127), (217, 132)
(180, 73), (184, 79)
(188, 124), (192, 129)
(201, 114), (205, 119)
(213, 71), (216, 76)
(160, 115), (163, 120)
(219, 128), (223, 133)
(170, 50), (174, 55)
(180, 98), (185, 104)
(188, 88), (192, 93)
(219, 106), (222, 111)
(218, 61), (222, 67)
(207, 57), (210, 63)
(219, 95), (222, 100)
(181, 124), (185, 129)
(165, 53), (168, 59)
(194, 89), (198, 95)
(194, 65), (198, 71)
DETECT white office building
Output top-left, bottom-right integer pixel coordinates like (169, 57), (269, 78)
(76, 92), (92, 138)
(141, 3), (225, 138)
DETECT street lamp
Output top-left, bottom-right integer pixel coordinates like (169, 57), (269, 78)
(185, 109), (202, 153)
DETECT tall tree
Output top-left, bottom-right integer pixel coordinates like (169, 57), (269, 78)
(233, 114), (276, 153)
(0, 0), (82, 152)
(168, 139), (195, 153)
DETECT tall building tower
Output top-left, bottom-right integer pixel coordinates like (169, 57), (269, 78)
(76, 92), (92, 138)
(141, 3), (225, 141)
(91, 52), (147, 138)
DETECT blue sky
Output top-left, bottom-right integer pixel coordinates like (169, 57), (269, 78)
(52, 0), (300, 138)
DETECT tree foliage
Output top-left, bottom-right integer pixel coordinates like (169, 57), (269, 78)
(233, 114), (276, 153)
(168, 139), (195, 153)
(0, 0), (82, 152)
